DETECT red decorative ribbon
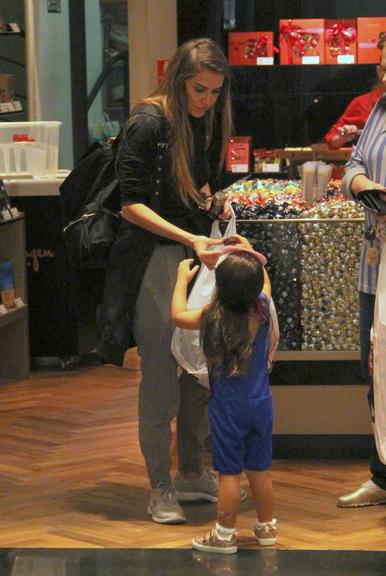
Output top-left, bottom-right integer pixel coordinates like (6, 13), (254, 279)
(325, 23), (356, 57)
(280, 20), (320, 63)
(240, 35), (269, 59)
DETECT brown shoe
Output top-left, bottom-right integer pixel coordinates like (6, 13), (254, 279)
(192, 528), (237, 554)
(337, 480), (386, 508)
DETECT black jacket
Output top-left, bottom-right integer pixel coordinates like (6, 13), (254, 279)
(97, 105), (214, 365)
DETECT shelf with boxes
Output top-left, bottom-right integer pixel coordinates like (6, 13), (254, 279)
(0, 214), (29, 382)
(0, 15), (26, 121)
(0, 120), (83, 362)
(228, 17), (386, 67)
(226, 15), (386, 150)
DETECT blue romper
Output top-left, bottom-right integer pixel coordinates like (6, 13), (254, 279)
(209, 294), (273, 475)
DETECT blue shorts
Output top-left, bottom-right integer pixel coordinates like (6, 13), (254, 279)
(209, 396), (273, 475)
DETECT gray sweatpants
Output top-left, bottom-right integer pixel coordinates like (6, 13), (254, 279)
(133, 244), (210, 488)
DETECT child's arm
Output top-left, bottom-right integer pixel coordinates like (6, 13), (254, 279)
(171, 259), (203, 330)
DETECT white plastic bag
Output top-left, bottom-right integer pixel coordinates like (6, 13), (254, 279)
(268, 298), (280, 370)
(372, 241), (386, 464)
(171, 210), (237, 387)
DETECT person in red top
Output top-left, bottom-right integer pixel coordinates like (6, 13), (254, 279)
(324, 36), (386, 150)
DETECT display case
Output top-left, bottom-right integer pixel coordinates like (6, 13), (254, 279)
(237, 217), (364, 360)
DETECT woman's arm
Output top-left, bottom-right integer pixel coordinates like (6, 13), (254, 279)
(350, 174), (386, 197)
(121, 203), (222, 269)
(171, 259), (203, 329)
(341, 100), (386, 198)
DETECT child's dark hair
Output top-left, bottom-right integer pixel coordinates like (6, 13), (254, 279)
(201, 251), (265, 378)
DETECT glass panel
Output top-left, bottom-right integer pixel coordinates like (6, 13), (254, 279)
(84, 0), (129, 145)
(0, 0), (27, 121)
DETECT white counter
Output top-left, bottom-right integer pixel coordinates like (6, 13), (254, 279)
(3, 170), (69, 197)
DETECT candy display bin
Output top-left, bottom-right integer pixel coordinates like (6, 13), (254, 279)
(237, 217), (365, 360)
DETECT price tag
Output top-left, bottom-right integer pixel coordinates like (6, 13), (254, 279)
(337, 54), (355, 64)
(1, 209), (12, 221)
(231, 164), (249, 173)
(8, 23), (20, 33)
(262, 163), (280, 173)
(302, 56), (320, 65)
(257, 57), (274, 66)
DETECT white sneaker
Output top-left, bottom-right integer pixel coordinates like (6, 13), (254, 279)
(146, 486), (186, 524)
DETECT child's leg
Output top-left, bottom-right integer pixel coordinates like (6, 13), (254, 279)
(191, 473), (240, 555)
(245, 468), (277, 546)
(217, 473), (241, 528)
(245, 468), (273, 522)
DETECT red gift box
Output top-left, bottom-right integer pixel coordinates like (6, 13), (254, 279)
(325, 19), (357, 64)
(226, 137), (251, 173)
(357, 17), (386, 64)
(157, 59), (170, 84)
(280, 19), (325, 65)
(228, 32), (274, 66)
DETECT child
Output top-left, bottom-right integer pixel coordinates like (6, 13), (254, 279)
(171, 235), (277, 554)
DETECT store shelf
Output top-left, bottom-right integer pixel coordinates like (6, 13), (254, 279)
(0, 214), (29, 381)
(0, 31), (23, 36)
(0, 100), (23, 114)
(275, 350), (360, 361)
(0, 303), (27, 328)
(0, 10), (27, 123)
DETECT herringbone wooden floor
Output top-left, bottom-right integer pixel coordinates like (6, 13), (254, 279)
(0, 351), (385, 549)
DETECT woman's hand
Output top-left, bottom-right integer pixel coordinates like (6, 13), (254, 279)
(191, 236), (222, 270)
(217, 200), (233, 220)
(177, 259), (199, 284)
(222, 233), (253, 250)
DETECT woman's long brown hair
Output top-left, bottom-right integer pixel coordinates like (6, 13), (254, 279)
(143, 38), (232, 206)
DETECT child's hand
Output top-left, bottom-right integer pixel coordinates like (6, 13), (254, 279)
(177, 259), (200, 283)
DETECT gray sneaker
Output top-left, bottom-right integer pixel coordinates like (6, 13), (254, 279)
(146, 486), (186, 524)
(175, 469), (248, 503)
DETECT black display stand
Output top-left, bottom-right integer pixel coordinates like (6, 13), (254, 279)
(11, 194), (79, 359)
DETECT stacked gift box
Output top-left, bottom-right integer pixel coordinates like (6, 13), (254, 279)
(224, 178), (364, 352)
